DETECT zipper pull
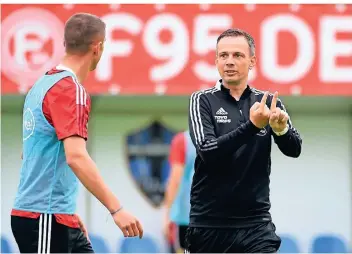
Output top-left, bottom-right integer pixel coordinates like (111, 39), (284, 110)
(239, 109), (243, 115)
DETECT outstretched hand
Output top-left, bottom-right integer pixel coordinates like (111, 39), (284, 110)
(269, 92), (289, 133)
(249, 91), (271, 129)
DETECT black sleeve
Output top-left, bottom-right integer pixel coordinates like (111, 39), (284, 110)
(272, 99), (302, 158)
(188, 91), (260, 163)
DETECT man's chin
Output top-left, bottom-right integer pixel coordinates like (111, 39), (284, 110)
(224, 78), (241, 86)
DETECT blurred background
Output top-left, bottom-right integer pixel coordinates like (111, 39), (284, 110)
(1, 3), (351, 253)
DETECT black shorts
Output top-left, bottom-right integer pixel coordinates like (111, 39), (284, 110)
(11, 214), (94, 253)
(185, 221), (281, 253)
(172, 225), (188, 251)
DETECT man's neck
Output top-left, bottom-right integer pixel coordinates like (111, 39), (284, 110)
(59, 54), (90, 83)
(223, 80), (248, 101)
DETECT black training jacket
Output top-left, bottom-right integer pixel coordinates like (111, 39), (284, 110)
(188, 80), (302, 228)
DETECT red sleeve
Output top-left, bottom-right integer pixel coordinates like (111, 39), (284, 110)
(43, 76), (91, 140)
(169, 132), (186, 165)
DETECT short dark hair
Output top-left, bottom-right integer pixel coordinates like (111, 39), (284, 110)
(216, 28), (256, 56)
(64, 13), (106, 54)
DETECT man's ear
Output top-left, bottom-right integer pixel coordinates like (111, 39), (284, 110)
(249, 55), (257, 69)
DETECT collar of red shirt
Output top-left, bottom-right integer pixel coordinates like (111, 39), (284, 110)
(56, 64), (78, 81)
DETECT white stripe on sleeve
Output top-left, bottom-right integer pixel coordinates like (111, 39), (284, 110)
(189, 87), (219, 147)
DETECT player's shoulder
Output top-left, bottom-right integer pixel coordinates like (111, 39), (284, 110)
(46, 70), (88, 103)
(45, 77), (76, 103)
(190, 84), (221, 101)
(55, 77), (76, 91)
(49, 69), (87, 94)
(171, 132), (186, 152)
(250, 87), (267, 96)
(45, 68), (75, 90)
(172, 132), (186, 143)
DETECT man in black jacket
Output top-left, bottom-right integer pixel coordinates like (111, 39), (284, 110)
(185, 28), (302, 253)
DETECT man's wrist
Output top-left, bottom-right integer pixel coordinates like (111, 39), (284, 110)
(247, 120), (262, 133)
(110, 206), (123, 216)
(273, 126), (289, 136)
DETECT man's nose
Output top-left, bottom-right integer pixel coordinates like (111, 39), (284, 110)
(225, 56), (235, 66)
(226, 61), (235, 67)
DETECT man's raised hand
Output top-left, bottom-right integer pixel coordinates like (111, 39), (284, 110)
(269, 92), (289, 133)
(250, 91), (271, 129)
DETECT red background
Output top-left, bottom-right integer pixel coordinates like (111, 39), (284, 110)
(1, 4), (351, 95)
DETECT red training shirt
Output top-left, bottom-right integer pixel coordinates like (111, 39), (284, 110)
(168, 132), (186, 166)
(11, 67), (91, 228)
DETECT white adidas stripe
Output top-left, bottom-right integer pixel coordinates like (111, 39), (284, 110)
(56, 64), (86, 106)
(72, 77), (87, 106)
(38, 214), (52, 254)
(189, 86), (220, 146)
(46, 215), (52, 254)
(42, 214), (47, 254)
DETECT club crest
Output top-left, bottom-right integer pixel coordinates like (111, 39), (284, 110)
(125, 121), (176, 207)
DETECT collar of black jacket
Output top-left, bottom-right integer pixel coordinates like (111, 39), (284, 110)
(218, 79), (252, 100)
